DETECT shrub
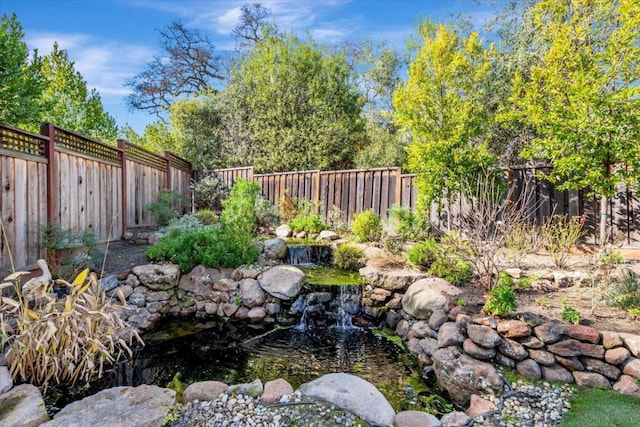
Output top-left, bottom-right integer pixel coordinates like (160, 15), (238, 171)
(39, 224), (104, 280)
(147, 225), (259, 273)
(389, 205), (430, 240)
(428, 257), (471, 286)
(220, 178), (261, 233)
(191, 175), (229, 211)
(148, 190), (183, 227)
(561, 298), (581, 325)
(327, 205), (347, 232)
(407, 238), (440, 270)
(483, 285), (517, 316)
(0, 269), (141, 389)
(255, 195), (280, 229)
(351, 209), (382, 242)
(333, 244), (364, 271)
(194, 209), (218, 225)
(605, 269), (640, 311)
(496, 270), (515, 288)
(289, 213), (327, 234)
(540, 215), (585, 268)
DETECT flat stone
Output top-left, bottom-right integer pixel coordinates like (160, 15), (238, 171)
(42, 385), (174, 427)
(555, 355), (585, 372)
(261, 379), (294, 404)
(520, 336), (544, 349)
(573, 372), (612, 389)
(613, 375), (640, 398)
(318, 230), (339, 240)
(229, 379), (263, 398)
(605, 347), (631, 365)
(497, 320), (531, 338)
(566, 325), (600, 344)
(623, 357), (640, 380)
(498, 338), (528, 361)
(517, 359), (542, 379)
(0, 365), (12, 394)
(472, 316), (498, 329)
(298, 373), (395, 426)
(619, 333), (640, 357)
(547, 339), (605, 358)
(581, 357), (621, 380)
(359, 267), (429, 291)
(440, 411), (472, 427)
(437, 322), (465, 348)
(541, 364), (574, 383)
(0, 384), (48, 427)
(534, 322), (565, 344)
(394, 411), (441, 427)
(183, 381), (229, 403)
(467, 324), (502, 348)
(465, 394), (495, 418)
(529, 349), (556, 366)
(258, 266), (304, 300)
(601, 331), (624, 349)
(463, 338), (496, 361)
(132, 264), (180, 291)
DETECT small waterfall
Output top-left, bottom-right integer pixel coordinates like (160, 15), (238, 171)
(286, 245), (332, 265)
(330, 285), (362, 331)
(295, 285), (362, 331)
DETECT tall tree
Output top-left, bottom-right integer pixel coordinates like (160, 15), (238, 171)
(119, 121), (176, 154)
(232, 3), (274, 51)
(0, 13), (47, 129)
(393, 22), (496, 214)
(509, 0), (640, 242)
(40, 43), (117, 142)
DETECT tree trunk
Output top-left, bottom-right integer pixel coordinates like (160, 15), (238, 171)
(599, 195), (608, 245)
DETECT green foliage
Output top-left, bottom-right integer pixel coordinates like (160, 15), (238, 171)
(540, 215), (585, 268)
(220, 178), (261, 234)
(517, 277), (533, 290)
(389, 205), (430, 240)
(0, 269), (141, 389)
(407, 238), (440, 270)
(289, 213), (326, 234)
(561, 298), (581, 325)
(148, 190), (183, 227)
(428, 257), (471, 286)
(333, 244), (364, 271)
(394, 22), (497, 212)
(483, 285), (517, 316)
(327, 206), (347, 232)
(605, 269), (640, 311)
(166, 372), (186, 403)
(559, 388), (640, 427)
(147, 226), (259, 273)
(456, 297), (467, 307)
(351, 209), (382, 242)
(254, 195), (280, 229)
(191, 175), (229, 211)
(194, 209), (218, 226)
(504, 222), (544, 265)
(496, 270), (515, 288)
(39, 224), (104, 280)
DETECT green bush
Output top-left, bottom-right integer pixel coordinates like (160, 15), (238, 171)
(194, 209), (218, 225)
(147, 225), (259, 273)
(220, 178), (261, 233)
(561, 298), (581, 325)
(428, 257), (471, 286)
(148, 190), (184, 227)
(191, 175), (229, 211)
(289, 213), (327, 234)
(389, 205), (431, 240)
(351, 209), (382, 242)
(483, 285), (517, 316)
(496, 270), (515, 288)
(333, 244), (364, 271)
(407, 238), (440, 270)
(605, 269), (640, 310)
(540, 215), (585, 268)
(255, 195), (280, 229)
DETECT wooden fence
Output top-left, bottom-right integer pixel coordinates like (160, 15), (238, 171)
(206, 165), (639, 246)
(0, 123), (193, 271)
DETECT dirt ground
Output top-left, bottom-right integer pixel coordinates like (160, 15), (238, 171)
(100, 240), (151, 278)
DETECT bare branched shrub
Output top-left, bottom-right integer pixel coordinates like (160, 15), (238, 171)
(443, 169), (538, 289)
(540, 214), (585, 268)
(0, 269), (142, 390)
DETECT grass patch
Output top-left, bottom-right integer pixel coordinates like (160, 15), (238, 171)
(300, 266), (364, 286)
(559, 388), (640, 427)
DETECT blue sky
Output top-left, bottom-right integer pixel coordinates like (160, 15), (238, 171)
(2, 0), (505, 134)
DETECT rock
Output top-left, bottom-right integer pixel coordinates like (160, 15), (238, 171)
(520, 336), (544, 349)
(99, 275), (119, 292)
(601, 331), (624, 349)
(385, 311), (402, 330)
(0, 366), (12, 394)
(204, 302), (218, 315)
(566, 325), (600, 344)
(396, 319), (410, 338)
(472, 316), (498, 329)
(467, 325), (502, 348)
(498, 338), (528, 361)
(263, 238), (288, 260)
(182, 381), (229, 404)
(228, 379), (263, 398)
(432, 346), (503, 407)
(440, 411), (472, 427)
(218, 302), (238, 317)
(42, 385), (174, 427)
(504, 268), (522, 279)
(238, 278), (267, 307)
(547, 339), (602, 358)
(447, 306), (467, 321)
(582, 357), (621, 380)
(411, 321), (434, 339)
(455, 314), (471, 330)
(307, 292), (332, 304)
(128, 292), (146, 307)
(296, 231), (307, 239)
(573, 372), (612, 389)
(385, 294), (403, 310)
(132, 264), (180, 291)
(613, 375), (640, 398)
(234, 306), (250, 319)
(428, 309), (449, 331)
(528, 349), (556, 366)
(318, 230), (339, 240)
(619, 333), (640, 357)
(261, 379), (294, 404)
(359, 266), (429, 291)
(0, 384), (48, 427)
(258, 266), (304, 300)
(605, 347), (631, 365)
(497, 320), (531, 338)
(534, 322), (565, 344)
(542, 364), (574, 383)
(465, 394), (495, 418)
(516, 359), (542, 379)
(394, 410), (442, 427)
(247, 306), (267, 321)
(623, 358), (640, 379)
(555, 355), (585, 372)
(419, 338), (439, 356)
(495, 353), (516, 368)
(275, 224), (292, 238)
(407, 338), (423, 355)
(437, 322), (465, 348)
(213, 280), (237, 293)
(463, 339), (496, 360)
(298, 373), (395, 426)
(402, 278), (462, 320)
(179, 265), (223, 297)
(265, 302), (281, 315)
(146, 291), (170, 302)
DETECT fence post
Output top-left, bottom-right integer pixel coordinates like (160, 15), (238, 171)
(314, 170), (322, 214)
(40, 124), (57, 225)
(164, 152), (171, 190)
(395, 167), (402, 208)
(117, 140), (127, 234)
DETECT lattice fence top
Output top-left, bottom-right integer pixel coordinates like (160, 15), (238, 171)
(0, 125), (47, 158)
(53, 126), (121, 164)
(124, 142), (167, 170)
(167, 153), (192, 173)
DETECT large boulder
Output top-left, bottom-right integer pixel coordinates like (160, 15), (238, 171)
(359, 267), (429, 291)
(402, 278), (462, 320)
(179, 265), (225, 297)
(132, 264), (180, 291)
(619, 333), (640, 357)
(42, 385), (175, 426)
(263, 238), (288, 260)
(0, 366), (12, 393)
(432, 346), (503, 407)
(239, 278), (267, 307)
(298, 373), (395, 426)
(258, 266), (305, 300)
(0, 384), (48, 427)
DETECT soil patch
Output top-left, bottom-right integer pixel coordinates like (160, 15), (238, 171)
(100, 240), (151, 277)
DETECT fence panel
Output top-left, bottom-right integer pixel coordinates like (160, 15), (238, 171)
(254, 170), (320, 208)
(167, 152), (193, 215)
(199, 166), (254, 189)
